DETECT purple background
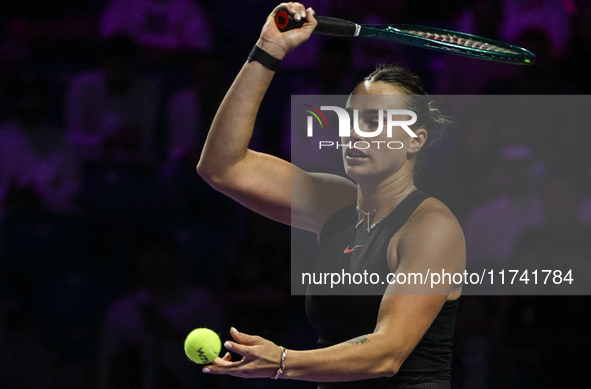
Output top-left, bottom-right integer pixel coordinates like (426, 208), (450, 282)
(1, 0), (590, 388)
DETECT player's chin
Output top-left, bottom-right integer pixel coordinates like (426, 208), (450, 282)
(343, 159), (369, 178)
(344, 166), (367, 183)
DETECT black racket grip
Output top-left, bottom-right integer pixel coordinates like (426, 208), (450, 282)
(275, 8), (357, 37)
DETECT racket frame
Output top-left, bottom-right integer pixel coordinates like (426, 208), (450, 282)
(356, 24), (535, 65)
(274, 9), (535, 65)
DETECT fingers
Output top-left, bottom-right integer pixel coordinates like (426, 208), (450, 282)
(290, 2), (307, 22)
(260, 2), (317, 57)
(230, 327), (260, 345)
(302, 7), (317, 30)
(203, 350), (250, 377)
(206, 352), (244, 374)
(272, 2), (311, 21)
(211, 353), (233, 367)
(202, 328), (280, 379)
(224, 340), (252, 357)
(203, 360), (244, 375)
(287, 3), (317, 31)
(220, 328), (250, 357)
(305, 6), (316, 22)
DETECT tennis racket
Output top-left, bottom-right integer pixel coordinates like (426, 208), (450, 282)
(275, 9), (535, 65)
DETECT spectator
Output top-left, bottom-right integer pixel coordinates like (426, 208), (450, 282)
(434, 0), (514, 94)
(165, 52), (229, 165)
(2, 0), (97, 57)
(0, 75), (81, 214)
(223, 214), (290, 335)
(100, 0), (213, 62)
(0, 41), (29, 123)
(513, 175), (591, 285)
(98, 233), (222, 389)
(484, 29), (566, 94)
(455, 0), (569, 58)
(463, 145), (544, 272)
(213, 0), (330, 68)
(452, 296), (500, 389)
(66, 35), (160, 164)
(500, 0), (569, 58)
(339, 0), (408, 73)
(560, 0), (591, 93)
(159, 52), (233, 218)
(424, 102), (502, 221)
(503, 177), (591, 387)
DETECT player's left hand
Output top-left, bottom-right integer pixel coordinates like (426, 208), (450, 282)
(203, 327), (283, 378)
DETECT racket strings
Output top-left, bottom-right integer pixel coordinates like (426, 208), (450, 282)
(422, 42), (517, 61)
(392, 27), (519, 55)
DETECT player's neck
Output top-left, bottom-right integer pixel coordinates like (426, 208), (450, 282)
(355, 177), (415, 233)
(357, 173), (414, 212)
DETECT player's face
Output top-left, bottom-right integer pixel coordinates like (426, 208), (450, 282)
(342, 81), (426, 186)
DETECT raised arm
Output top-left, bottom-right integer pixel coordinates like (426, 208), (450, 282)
(197, 3), (356, 233)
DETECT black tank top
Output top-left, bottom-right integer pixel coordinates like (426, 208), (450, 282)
(305, 190), (459, 389)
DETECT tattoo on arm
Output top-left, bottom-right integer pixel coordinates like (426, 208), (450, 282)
(345, 335), (369, 345)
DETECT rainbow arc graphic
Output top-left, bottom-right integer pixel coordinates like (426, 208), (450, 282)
(303, 104), (328, 128)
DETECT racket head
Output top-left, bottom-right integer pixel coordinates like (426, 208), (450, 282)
(358, 24), (536, 65)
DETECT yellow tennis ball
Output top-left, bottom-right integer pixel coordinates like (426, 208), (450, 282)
(184, 328), (221, 364)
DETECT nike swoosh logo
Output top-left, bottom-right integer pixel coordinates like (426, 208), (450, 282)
(344, 245), (365, 254)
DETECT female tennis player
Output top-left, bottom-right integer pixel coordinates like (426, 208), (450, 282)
(197, 3), (465, 388)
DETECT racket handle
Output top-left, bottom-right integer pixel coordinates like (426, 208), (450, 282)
(275, 9), (357, 37)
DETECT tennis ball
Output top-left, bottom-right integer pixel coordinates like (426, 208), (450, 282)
(184, 328), (221, 364)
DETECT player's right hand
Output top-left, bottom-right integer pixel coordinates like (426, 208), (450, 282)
(256, 2), (316, 60)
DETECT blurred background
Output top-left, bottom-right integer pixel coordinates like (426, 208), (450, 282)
(0, 0), (590, 388)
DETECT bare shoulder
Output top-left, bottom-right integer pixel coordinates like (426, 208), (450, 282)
(390, 196), (465, 298)
(404, 197), (462, 235)
(393, 196), (465, 270)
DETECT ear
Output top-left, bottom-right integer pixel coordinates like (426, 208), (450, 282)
(408, 128), (427, 155)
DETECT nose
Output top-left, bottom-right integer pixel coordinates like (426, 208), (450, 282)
(348, 131), (364, 145)
(343, 121), (365, 143)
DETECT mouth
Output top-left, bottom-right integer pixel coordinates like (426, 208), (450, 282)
(345, 148), (369, 160)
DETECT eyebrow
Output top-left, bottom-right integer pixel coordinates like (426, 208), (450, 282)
(345, 108), (384, 116)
